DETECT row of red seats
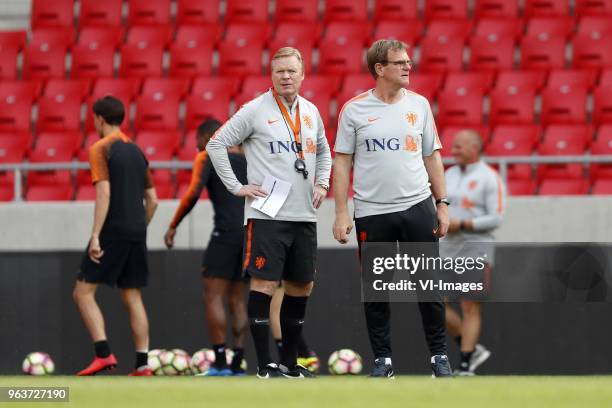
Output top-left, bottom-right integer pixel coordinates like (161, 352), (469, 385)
(3, 16), (611, 81)
(2, 67), (612, 133)
(30, 0), (612, 29)
(2, 175), (612, 202)
(2, 124), (612, 189)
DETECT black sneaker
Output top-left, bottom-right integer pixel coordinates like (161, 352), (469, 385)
(431, 355), (453, 378)
(256, 363), (283, 379)
(369, 358), (395, 379)
(280, 364), (316, 379)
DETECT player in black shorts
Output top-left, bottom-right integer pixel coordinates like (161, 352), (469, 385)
(165, 119), (248, 376)
(74, 96), (158, 376)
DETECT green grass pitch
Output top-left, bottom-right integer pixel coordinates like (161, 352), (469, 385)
(1, 376), (612, 408)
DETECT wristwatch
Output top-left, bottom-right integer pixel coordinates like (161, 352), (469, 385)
(317, 184), (330, 192)
(435, 198), (450, 206)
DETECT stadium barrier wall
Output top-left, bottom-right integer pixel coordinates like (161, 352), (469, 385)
(1, 247), (611, 375)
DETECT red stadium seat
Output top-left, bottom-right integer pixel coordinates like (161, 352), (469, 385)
(127, 0), (171, 26)
(540, 86), (588, 125)
(0, 30), (27, 51)
(372, 20), (423, 46)
(224, 23), (271, 47)
(577, 16), (612, 37)
(474, 0), (520, 18)
(0, 81), (40, 103)
(275, 0), (319, 22)
(507, 179), (537, 195)
(539, 178), (589, 195)
(141, 78), (190, 100)
(154, 182), (175, 199)
(572, 34), (612, 70)
(273, 22), (319, 48)
(524, 0), (569, 17)
(71, 44), (115, 78)
(525, 17), (574, 40)
(218, 42), (264, 76)
(325, 127), (336, 148)
(27, 132), (79, 186)
(75, 184), (96, 201)
(487, 125), (539, 179)
(77, 26), (124, 49)
(177, 131), (198, 184)
(225, 0), (269, 23)
(426, 20), (473, 41)
(125, 25), (173, 48)
(0, 185), (14, 201)
(26, 184), (74, 201)
(473, 18), (523, 41)
(546, 69), (598, 90)
(234, 76), (271, 109)
(489, 88), (536, 125)
(191, 76), (241, 100)
(590, 125), (612, 179)
(176, 0), (221, 25)
(324, 0), (368, 21)
(436, 90), (484, 126)
(302, 75), (342, 98)
(576, 0), (612, 16)
(443, 72), (494, 94)
(0, 99), (32, 131)
(593, 86), (612, 124)
(184, 93), (231, 128)
(136, 130), (180, 157)
(44, 79), (91, 101)
(537, 124), (591, 179)
(468, 36), (515, 72)
(119, 44), (164, 79)
(318, 41), (363, 75)
(591, 179), (612, 195)
(520, 36), (566, 70)
(0, 48), (18, 80)
(374, 0), (418, 21)
(425, 0), (469, 20)
(36, 95), (82, 131)
(494, 70), (546, 92)
(419, 37), (465, 73)
(79, 0), (123, 27)
(135, 95), (180, 130)
(31, 0), (74, 28)
(173, 25), (222, 49)
(336, 74), (375, 109)
(321, 21), (372, 46)
(169, 41), (215, 78)
(22, 46), (66, 80)
(0, 134), (29, 186)
(30, 27), (74, 49)
(406, 72), (443, 101)
(91, 77), (140, 101)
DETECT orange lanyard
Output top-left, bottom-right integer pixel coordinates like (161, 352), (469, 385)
(272, 89), (303, 160)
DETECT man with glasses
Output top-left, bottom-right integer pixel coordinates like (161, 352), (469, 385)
(333, 39), (452, 377)
(206, 47), (332, 379)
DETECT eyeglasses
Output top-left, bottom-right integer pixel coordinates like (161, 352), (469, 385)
(382, 60), (414, 69)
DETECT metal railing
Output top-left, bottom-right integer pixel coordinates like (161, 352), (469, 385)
(1, 155), (612, 201)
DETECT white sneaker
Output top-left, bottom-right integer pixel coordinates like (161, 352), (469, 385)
(469, 344), (491, 373)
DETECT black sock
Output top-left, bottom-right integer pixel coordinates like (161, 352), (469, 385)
(213, 344), (227, 369)
(94, 340), (111, 358)
(460, 350), (473, 370)
(275, 339), (283, 358)
(230, 348), (244, 370)
(280, 295), (308, 369)
(297, 333), (310, 358)
(455, 336), (462, 346)
(248, 291), (272, 369)
(135, 352), (148, 369)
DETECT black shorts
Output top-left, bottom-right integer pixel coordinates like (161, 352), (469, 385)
(242, 219), (317, 283)
(355, 196), (439, 252)
(202, 228), (245, 281)
(78, 238), (149, 288)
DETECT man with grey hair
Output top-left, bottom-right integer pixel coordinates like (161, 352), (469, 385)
(333, 39), (452, 377)
(444, 129), (506, 376)
(206, 47), (332, 379)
